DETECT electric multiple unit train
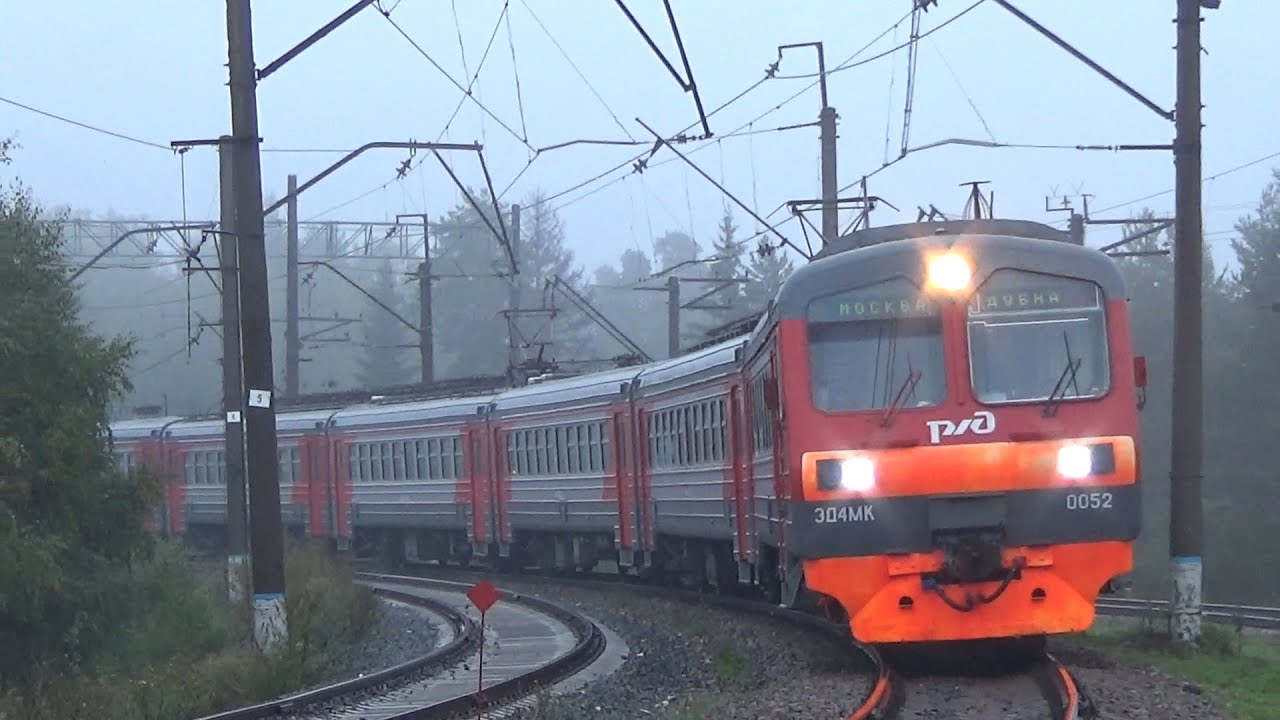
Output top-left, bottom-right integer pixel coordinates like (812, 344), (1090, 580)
(110, 218), (1143, 646)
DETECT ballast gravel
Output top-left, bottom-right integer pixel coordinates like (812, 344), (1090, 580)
(485, 575), (1228, 719)
(1048, 640), (1227, 720)
(492, 577), (873, 720)
(301, 596), (442, 691)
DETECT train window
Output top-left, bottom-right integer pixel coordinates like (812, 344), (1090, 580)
(532, 429), (543, 475)
(966, 270), (1110, 404)
(452, 437), (463, 479)
(552, 426), (565, 475)
(523, 430), (535, 476)
(599, 421), (610, 473)
(367, 444), (381, 482)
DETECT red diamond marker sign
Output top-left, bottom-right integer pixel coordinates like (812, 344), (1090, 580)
(467, 579), (500, 614)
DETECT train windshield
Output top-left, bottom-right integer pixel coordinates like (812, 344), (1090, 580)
(806, 278), (947, 412)
(966, 270), (1110, 404)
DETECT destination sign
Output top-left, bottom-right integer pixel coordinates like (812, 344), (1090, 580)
(969, 286), (1098, 315)
(809, 290), (939, 322)
(969, 271), (1100, 315)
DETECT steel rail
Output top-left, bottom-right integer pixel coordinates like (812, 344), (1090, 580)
(1098, 597), (1280, 630)
(351, 572), (606, 719)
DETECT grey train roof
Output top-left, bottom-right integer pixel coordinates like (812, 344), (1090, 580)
(491, 365), (644, 416)
(635, 337), (745, 396)
(775, 221), (1126, 320)
(334, 393), (497, 429)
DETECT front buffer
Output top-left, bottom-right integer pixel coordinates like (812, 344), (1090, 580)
(791, 437), (1140, 644)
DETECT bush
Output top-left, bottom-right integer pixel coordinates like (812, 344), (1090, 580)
(0, 540), (377, 720)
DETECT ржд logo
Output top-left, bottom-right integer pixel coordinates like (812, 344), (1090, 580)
(925, 410), (996, 445)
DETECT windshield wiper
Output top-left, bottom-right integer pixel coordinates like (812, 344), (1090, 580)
(880, 356), (922, 428)
(1041, 332), (1082, 418)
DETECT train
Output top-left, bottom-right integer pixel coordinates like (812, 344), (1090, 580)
(109, 217), (1144, 647)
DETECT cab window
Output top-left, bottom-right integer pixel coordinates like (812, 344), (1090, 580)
(806, 277), (947, 412)
(966, 269), (1110, 404)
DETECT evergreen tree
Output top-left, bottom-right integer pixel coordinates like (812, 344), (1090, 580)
(592, 248), (665, 360)
(0, 163), (158, 680)
(431, 189), (592, 378)
(654, 230), (699, 271)
(356, 261), (413, 389)
(742, 240), (795, 314)
(702, 206), (746, 331)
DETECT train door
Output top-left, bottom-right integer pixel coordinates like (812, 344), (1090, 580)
(164, 440), (187, 537)
(305, 434), (328, 539)
(610, 402), (639, 567)
(633, 405), (655, 555)
(727, 379), (752, 577)
(331, 432), (353, 545)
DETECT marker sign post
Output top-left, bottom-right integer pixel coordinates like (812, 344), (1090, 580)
(467, 579), (500, 719)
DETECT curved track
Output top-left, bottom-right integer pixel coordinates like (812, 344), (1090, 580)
(197, 576), (604, 720)
(366, 562), (898, 718)
(195, 585), (477, 720)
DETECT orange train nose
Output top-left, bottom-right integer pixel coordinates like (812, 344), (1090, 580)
(804, 541), (1133, 644)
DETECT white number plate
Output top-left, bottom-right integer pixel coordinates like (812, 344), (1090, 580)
(1065, 491), (1113, 511)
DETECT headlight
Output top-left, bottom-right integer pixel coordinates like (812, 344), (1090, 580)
(838, 457), (876, 492)
(926, 252), (971, 292)
(1056, 444), (1093, 479)
(816, 456), (877, 492)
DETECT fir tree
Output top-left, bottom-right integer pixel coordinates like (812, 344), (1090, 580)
(356, 261), (412, 389)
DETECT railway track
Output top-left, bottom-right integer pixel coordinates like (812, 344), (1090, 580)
(1098, 596), (1280, 630)
(204, 559), (1275, 719)
(372, 562), (900, 718)
(196, 575), (605, 720)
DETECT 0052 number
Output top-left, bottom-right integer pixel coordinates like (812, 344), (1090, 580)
(1065, 491), (1113, 511)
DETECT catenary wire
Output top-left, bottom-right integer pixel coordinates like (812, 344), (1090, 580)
(0, 95), (172, 151)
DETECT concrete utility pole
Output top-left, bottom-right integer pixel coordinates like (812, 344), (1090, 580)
(507, 204), (522, 372)
(780, 42), (836, 244)
(1169, 0), (1207, 646)
(393, 212), (435, 385)
(417, 214), (433, 386)
(225, 0), (288, 654)
(285, 174), (301, 398)
(666, 275), (681, 358)
(218, 136), (249, 607)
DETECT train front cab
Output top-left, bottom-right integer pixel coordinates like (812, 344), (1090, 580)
(776, 227), (1143, 645)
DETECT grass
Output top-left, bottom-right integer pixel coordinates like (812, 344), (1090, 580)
(0, 539), (377, 720)
(1072, 620), (1280, 720)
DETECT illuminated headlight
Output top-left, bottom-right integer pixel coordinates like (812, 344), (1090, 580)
(926, 252), (972, 292)
(817, 457), (876, 492)
(839, 457), (876, 492)
(1057, 445), (1093, 479)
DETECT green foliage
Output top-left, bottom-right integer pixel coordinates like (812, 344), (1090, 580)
(0, 541), (377, 720)
(0, 182), (158, 682)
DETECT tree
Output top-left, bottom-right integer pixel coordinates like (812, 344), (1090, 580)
(654, 230), (699, 272)
(356, 261), (413, 389)
(0, 170), (157, 682)
(700, 206), (746, 332)
(431, 189), (592, 379)
(743, 241), (795, 314)
(592, 248), (665, 360)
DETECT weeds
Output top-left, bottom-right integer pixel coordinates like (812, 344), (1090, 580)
(0, 539), (376, 720)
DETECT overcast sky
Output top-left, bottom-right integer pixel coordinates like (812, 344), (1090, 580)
(2, 1), (1276, 274)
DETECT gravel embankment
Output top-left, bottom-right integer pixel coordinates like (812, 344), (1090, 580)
(492, 578), (874, 720)
(1049, 640), (1226, 720)
(302, 596), (442, 691)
